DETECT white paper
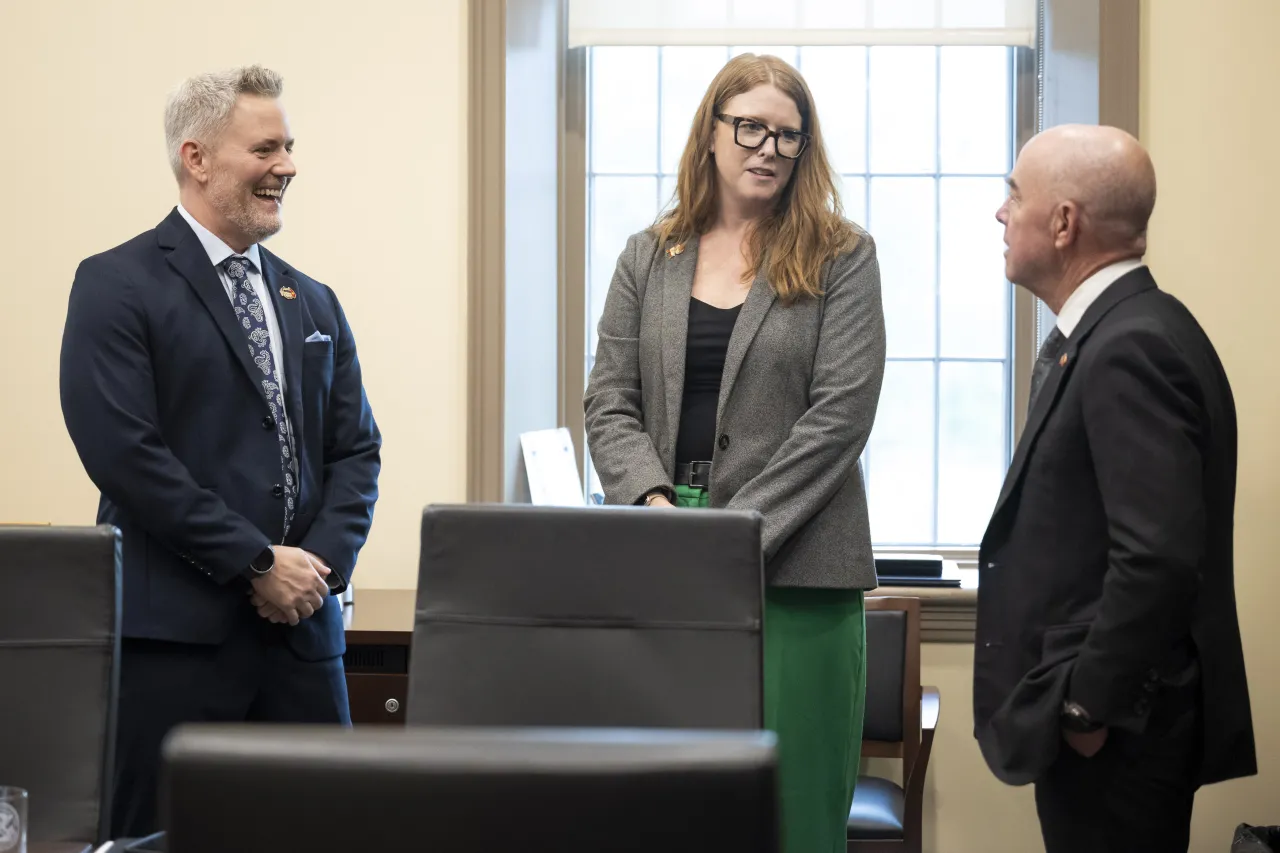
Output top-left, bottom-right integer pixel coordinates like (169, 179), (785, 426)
(520, 427), (586, 507)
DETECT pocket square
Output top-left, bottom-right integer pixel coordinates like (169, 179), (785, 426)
(305, 331), (331, 343)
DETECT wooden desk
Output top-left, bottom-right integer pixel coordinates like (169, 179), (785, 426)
(342, 588), (415, 725)
(342, 573), (977, 723)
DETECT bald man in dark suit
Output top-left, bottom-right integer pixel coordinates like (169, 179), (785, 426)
(974, 124), (1255, 853)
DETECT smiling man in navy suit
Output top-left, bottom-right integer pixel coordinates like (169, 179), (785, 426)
(59, 65), (381, 838)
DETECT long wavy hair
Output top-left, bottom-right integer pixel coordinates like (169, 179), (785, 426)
(654, 53), (857, 302)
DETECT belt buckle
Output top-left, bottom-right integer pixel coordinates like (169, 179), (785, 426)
(691, 461), (711, 489)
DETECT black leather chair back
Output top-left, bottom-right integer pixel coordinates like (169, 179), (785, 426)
(408, 504), (764, 729)
(161, 725), (779, 853)
(0, 524), (121, 845)
(862, 608), (907, 742)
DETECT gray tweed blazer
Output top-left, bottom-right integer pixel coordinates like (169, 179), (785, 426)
(584, 225), (886, 589)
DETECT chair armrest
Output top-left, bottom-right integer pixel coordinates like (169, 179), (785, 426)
(900, 686), (941, 848)
(905, 687), (940, 791)
(921, 686), (939, 732)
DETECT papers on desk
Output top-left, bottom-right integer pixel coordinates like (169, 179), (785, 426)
(519, 427), (586, 507)
(873, 553), (963, 587)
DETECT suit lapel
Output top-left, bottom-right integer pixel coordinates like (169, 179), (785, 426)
(985, 267), (1159, 538)
(988, 347), (1075, 527)
(158, 209), (262, 394)
(660, 237), (698, 448)
(716, 269), (775, 426)
(260, 249), (305, 441)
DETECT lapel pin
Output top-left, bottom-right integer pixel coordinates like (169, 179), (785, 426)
(666, 243), (685, 258)
(1059, 353), (1069, 366)
(279, 286), (297, 300)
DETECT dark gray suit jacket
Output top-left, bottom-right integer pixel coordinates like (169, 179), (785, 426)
(974, 268), (1255, 787)
(584, 226), (885, 589)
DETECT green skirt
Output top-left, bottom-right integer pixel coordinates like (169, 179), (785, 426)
(674, 484), (866, 853)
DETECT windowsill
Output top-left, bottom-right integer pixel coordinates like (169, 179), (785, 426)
(348, 557), (981, 646)
(868, 558), (978, 644)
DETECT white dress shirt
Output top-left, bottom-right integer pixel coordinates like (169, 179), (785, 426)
(1055, 258), (1146, 337)
(177, 204), (288, 392)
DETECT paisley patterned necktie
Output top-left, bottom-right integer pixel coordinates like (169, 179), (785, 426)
(222, 255), (296, 537)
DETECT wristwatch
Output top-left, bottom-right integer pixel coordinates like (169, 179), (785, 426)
(1060, 699), (1103, 733)
(247, 545), (275, 576)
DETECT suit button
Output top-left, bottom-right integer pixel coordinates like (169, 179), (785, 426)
(1146, 669), (1160, 682)
(718, 434), (730, 450)
(1135, 698), (1150, 715)
(262, 416), (275, 430)
(272, 484), (284, 498)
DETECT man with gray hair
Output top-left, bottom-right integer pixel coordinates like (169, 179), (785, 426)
(972, 124), (1255, 851)
(60, 65), (381, 838)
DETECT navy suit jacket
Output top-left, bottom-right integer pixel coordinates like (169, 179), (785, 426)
(60, 208), (381, 661)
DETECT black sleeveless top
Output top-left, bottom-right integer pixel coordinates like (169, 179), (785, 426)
(675, 297), (742, 464)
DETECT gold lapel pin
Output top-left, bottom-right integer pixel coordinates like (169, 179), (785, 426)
(666, 243), (685, 258)
(279, 286), (297, 300)
(1059, 353), (1069, 366)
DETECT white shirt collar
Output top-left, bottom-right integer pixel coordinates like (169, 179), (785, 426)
(1055, 258), (1146, 337)
(176, 204), (262, 272)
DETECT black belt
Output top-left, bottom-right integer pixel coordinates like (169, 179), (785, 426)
(675, 461), (712, 489)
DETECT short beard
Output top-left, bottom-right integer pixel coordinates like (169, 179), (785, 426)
(207, 164), (283, 246)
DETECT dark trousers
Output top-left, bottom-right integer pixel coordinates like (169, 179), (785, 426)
(110, 611), (350, 838)
(1034, 683), (1201, 853)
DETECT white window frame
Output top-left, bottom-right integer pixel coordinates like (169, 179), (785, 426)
(565, 43), (1038, 559)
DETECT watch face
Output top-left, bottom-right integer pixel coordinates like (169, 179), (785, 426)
(252, 547), (274, 572)
(1061, 702), (1101, 732)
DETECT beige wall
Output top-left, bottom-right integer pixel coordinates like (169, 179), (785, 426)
(1142, 0), (1280, 845)
(916, 1), (1280, 849)
(0, 0), (468, 590)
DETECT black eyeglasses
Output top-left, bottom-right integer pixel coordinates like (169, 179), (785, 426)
(715, 113), (810, 159)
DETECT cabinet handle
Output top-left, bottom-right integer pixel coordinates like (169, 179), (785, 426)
(385, 698), (401, 714)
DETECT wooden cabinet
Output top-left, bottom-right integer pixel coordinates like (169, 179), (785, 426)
(341, 588), (416, 725)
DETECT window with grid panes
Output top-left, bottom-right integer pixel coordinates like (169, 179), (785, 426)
(585, 45), (1015, 548)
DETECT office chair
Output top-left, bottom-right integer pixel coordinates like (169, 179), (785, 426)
(0, 525), (122, 848)
(847, 596), (941, 853)
(161, 725), (780, 853)
(408, 504), (765, 729)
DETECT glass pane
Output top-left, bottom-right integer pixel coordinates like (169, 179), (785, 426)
(659, 174), (678, 216)
(940, 177), (1009, 358)
(800, 46), (867, 175)
(869, 177), (936, 358)
(937, 361), (1006, 544)
(591, 47), (659, 174)
(867, 360), (935, 545)
(868, 46), (937, 174)
(731, 45), (799, 67)
(589, 176), (659, 358)
(839, 175), (868, 229)
(661, 47), (729, 174)
(939, 47), (1011, 175)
